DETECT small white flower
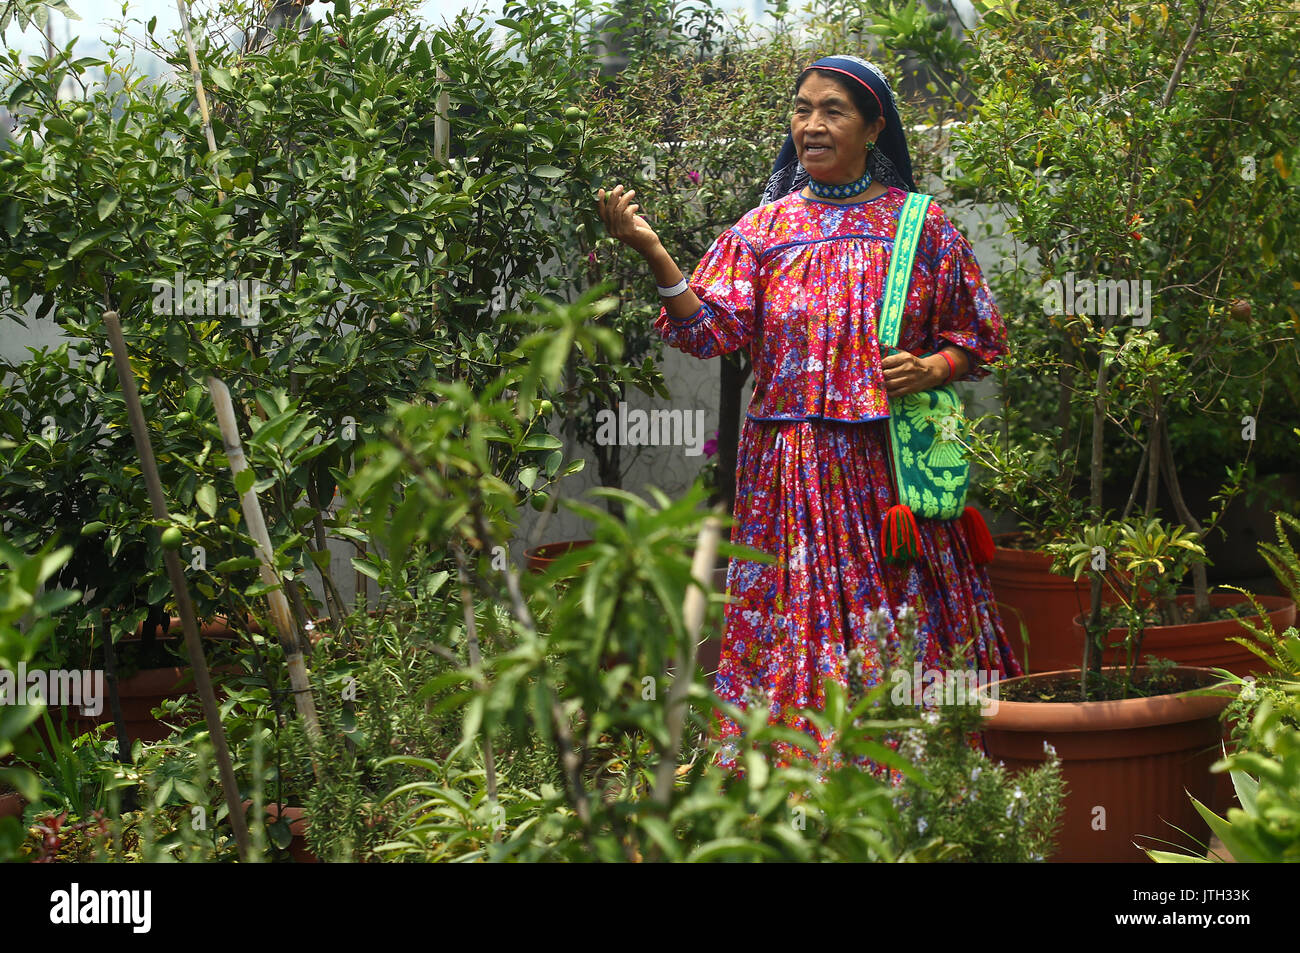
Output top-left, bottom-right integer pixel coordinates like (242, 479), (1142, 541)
(916, 817), (928, 834)
(922, 709), (940, 725)
(1042, 740), (1057, 759)
(1012, 786), (1024, 800)
(970, 766), (982, 782)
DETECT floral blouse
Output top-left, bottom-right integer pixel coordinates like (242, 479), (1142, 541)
(654, 186), (1008, 422)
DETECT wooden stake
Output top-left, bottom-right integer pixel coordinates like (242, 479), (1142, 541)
(101, 311), (251, 862)
(207, 376), (323, 757)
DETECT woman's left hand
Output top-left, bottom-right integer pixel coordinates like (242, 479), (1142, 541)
(882, 350), (943, 397)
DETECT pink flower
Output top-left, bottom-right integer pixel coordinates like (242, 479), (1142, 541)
(687, 170), (701, 185)
(703, 430), (718, 458)
(588, 249), (596, 265)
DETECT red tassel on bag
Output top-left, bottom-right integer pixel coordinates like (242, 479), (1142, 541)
(960, 506), (995, 564)
(882, 504), (922, 565)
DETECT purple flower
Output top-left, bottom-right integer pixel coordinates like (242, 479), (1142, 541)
(703, 430), (718, 458)
(588, 249), (596, 265)
(687, 170), (701, 185)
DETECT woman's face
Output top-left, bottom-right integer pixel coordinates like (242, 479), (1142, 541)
(791, 72), (885, 183)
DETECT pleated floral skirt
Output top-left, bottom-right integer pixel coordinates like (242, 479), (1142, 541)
(711, 416), (1023, 773)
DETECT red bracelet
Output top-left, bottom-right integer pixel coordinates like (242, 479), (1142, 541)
(937, 349), (958, 384)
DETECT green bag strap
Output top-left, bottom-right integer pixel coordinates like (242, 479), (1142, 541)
(878, 191), (932, 349)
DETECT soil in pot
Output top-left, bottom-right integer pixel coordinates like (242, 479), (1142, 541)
(981, 665), (1233, 863)
(523, 539), (595, 574)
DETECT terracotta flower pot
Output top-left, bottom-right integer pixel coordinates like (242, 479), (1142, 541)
(0, 790), (25, 820)
(522, 539), (595, 574)
(986, 535), (1120, 674)
(1070, 593), (1295, 817)
(242, 800), (316, 863)
(980, 666), (1234, 863)
(48, 616), (245, 743)
(1069, 593), (1295, 678)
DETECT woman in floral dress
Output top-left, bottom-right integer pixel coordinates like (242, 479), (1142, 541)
(597, 55), (1022, 772)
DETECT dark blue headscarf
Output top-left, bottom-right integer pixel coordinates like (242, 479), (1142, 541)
(761, 54), (917, 205)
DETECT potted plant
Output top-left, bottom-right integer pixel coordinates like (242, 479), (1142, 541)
(957, 0), (1299, 673)
(956, 0), (1300, 860)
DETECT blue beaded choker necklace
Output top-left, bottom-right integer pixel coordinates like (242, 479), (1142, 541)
(808, 166), (873, 199)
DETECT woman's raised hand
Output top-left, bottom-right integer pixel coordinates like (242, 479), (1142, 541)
(596, 184), (661, 258)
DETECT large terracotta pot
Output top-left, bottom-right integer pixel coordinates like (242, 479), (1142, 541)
(1070, 593), (1295, 818)
(1069, 593), (1295, 678)
(980, 666), (1234, 863)
(49, 617), (244, 743)
(986, 535), (1120, 674)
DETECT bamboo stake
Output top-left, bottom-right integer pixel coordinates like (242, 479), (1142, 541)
(434, 65), (450, 165)
(175, 0), (227, 205)
(652, 513), (723, 807)
(208, 376), (323, 756)
(450, 541), (501, 841)
(101, 311), (251, 862)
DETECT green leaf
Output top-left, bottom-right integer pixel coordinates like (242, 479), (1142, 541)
(208, 66), (233, 91)
(213, 556), (261, 572)
(532, 165), (564, 178)
(235, 469), (255, 496)
(67, 227), (112, 258)
(195, 483), (217, 517)
(96, 189), (120, 221)
(519, 433), (562, 452)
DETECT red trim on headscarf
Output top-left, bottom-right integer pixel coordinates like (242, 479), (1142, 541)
(805, 64), (885, 119)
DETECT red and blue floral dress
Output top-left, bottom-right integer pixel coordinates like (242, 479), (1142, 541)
(654, 185), (1023, 772)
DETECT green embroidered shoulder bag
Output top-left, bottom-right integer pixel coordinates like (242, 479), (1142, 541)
(877, 191), (993, 566)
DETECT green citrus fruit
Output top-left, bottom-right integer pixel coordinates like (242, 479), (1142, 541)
(70, 107), (89, 124)
(175, 411), (194, 424)
(259, 83), (275, 96)
(536, 399), (553, 416)
(511, 122), (528, 135)
(363, 127), (379, 141)
(388, 311), (404, 327)
(563, 106), (581, 119)
(383, 166), (401, 179)
(160, 526), (184, 550)
(544, 276), (561, 289)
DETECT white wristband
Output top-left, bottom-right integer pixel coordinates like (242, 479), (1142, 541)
(656, 278), (688, 298)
